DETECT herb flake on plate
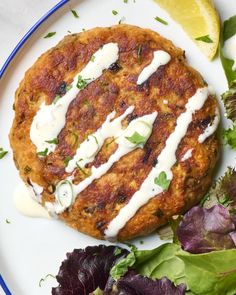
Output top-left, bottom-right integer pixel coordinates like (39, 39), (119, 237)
(112, 10), (118, 15)
(154, 16), (168, 25)
(39, 274), (56, 287)
(195, 34), (213, 43)
(71, 9), (79, 18)
(44, 32), (56, 39)
(0, 147), (8, 159)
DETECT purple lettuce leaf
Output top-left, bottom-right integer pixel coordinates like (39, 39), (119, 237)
(113, 270), (186, 295)
(177, 204), (236, 253)
(52, 245), (129, 295)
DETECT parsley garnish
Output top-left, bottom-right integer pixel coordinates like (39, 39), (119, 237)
(91, 55), (96, 62)
(76, 75), (90, 89)
(71, 9), (79, 18)
(5, 219), (11, 224)
(44, 32), (56, 39)
(24, 165), (32, 175)
(76, 161), (89, 176)
(154, 171), (171, 191)
(112, 10), (118, 15)
(124, 0), (128, 3)
(0, 147), (8, 159)
(118, 16), (126, 24)
(125, 131), (147, 145)
(53, 84), (72, 104)
(53, 95), (61, 104)
(114, 247), (122, 256)
(154, 16), (168, 25)
(64, 156), (72, 167)
(45, 138), (59, 145)
(195, 35), (213, 43)
(67, 30), (72, 33)
(137, 44), (142, 64)
(66, 84), (72, 92)
(37, 148), (48, 157)
(39, 274), (56, 287)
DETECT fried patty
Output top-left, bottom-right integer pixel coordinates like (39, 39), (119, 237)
(9, 24), (219, 241)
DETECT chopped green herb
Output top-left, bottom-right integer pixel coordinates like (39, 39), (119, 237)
(53, 95), (61, 104)
(24, 165), (32, 175)
(124, 0), (128, 3)
(5, 219), (10, 224)
(114, 247), (122, 256)
(0, 148), (8, 159)
(91, 55), (96, 62)
(44, 32), (56, 39)
(37, 148), (49, 157)
(71, 9), (79, 18)
(76, 161), (89, 176)
(91, 135), (99, 145)
(112, 10), (118, 15)
(66, 84), (72, 92)
(154, 171), (171, 191)
(125, 131), (146, 145)
(218, 195), (233, 207)
(53, 85), (72, 104)
(137, 44), (142, 64)
(118, 16), (126, 24)
(76, 75), (90, 90)
(45, 138), (59, 145)
(39, 274), (56, 287)
(67, 30), (72, 33)
(82, 28), (86, 32)
(12, 103), (15, 111)
(195, 35), (213, 43)
(106, 137), (116, 148)
(64, 156), (72, 167)
(154, 16), (168, 25)
(139, 240), (144, 244)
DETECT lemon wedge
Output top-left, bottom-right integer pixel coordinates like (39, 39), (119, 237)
(154, 0), (220, 60)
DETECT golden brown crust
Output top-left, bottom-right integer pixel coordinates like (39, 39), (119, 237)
(9, 24), (219, 240)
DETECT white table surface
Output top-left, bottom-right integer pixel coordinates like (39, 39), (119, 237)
(0, 0), (58, 69)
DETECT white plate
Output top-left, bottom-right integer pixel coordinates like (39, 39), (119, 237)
(1, 0), (236, 294)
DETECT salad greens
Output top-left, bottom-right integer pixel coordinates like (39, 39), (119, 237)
(220, 15), (236, 149)
(177, 205), (236, 253)
(220, 15), (236, 86)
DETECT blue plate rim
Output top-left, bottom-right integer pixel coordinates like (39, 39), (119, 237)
(0, 0), (69, 79)
(0, 0), (69, 293)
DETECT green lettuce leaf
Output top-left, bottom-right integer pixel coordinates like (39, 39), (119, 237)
(111, 243), (236, 295)
(177, 249), (236, 295)
(135, 243), (186, 286)
(220, 15), (236, 86)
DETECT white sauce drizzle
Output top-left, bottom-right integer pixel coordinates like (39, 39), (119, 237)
(181, 149), (193, 162)
(105, 87), (210, 240)
(198, 108), (220, 143)
(46, 111), (158, 214)
(223, 34), (236, 71)
(66, 106), (134, 173)
(137, 50), (171, 85)
(30, 43), (119, 153)
(14, 182), (51, 219)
